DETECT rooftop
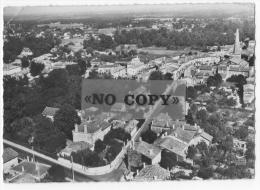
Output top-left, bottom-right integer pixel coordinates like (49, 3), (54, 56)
(11, 161), (50, 177)
(3, 148), (19, 163)
(155, 137), (187, 157)
(60, 141), (93, 155)
(135, 141), (161, 160)
(134, 164), (170, 181)
(170, 127), (197, 144)
(42, 106), (60, 117)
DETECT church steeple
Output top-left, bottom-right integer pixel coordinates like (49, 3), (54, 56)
(233, 28), (241, 55)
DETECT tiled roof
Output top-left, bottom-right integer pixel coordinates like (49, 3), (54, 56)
(78, 120), (111, 133)
(135, 141), (161, 160)
(171, 127), (197, 144)
(3, 148), (19, 163)
(200, 132), (213, 142)
(134, 164), (170, 181)
(156, 137), (187, 157)
(230, 57), (249, 66)
(42, 106), (60, 117)
(199, 65), (212, 71)
(11, 161), (50, 177)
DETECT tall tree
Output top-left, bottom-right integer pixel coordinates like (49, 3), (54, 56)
(54, 104), (81, 139)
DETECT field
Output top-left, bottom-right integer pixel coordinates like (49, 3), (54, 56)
(137, 46), (187, 56)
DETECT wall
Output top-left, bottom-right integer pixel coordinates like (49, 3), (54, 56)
(58, 146), (127, 176)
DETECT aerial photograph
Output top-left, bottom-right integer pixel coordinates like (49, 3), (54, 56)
(2, 3), (255, 183)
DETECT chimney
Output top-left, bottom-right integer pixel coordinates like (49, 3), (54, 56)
(84, 125), (87, 133)
(75, 124), (79, 132)
(148, 149), (153, 155)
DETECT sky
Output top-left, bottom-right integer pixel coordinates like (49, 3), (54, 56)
(3, 0), (255, 7)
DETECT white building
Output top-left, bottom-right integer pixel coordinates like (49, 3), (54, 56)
(127, 57), (146, 76)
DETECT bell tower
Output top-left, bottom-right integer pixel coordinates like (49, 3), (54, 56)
(233, 28), (241, 55)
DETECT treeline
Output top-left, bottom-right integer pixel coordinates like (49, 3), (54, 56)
(4, 68), (82, 153)
(3, 33), (60, 63)
(113, 20), (254, 49)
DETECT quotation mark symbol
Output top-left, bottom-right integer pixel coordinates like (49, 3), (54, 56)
(172, 97), (179, 104)
(85, 95), (92, 103)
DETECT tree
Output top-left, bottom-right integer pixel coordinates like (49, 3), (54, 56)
(88, 70), (99, 79)
(42, 165), (66, 182)
(245, 141), (255, 161)
(21, 57), (30, 68)
(186, 145), (197, 160)
(221, 135), (233, 153)
(30, 61), (45, 76)
(160, 149), (177, 169)
(33, 115), (66, 153)
(9, 117), (34, 142)
(141, 129), (157, 144)
(94, 139), (106, 153)
(164, 73), (173, 80)
(206, 103), (217, 112)
(206, 73), (222, 87)
(104, 128), (131, 144)
(186, 86), (198, 100)
(149, 71), (164, 80)
(54, 104), (81, 139)
(234, 126), (248, 140)
(198, 167), (213, 179)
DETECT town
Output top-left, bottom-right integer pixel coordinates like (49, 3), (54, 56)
(3, 4), (255, 183)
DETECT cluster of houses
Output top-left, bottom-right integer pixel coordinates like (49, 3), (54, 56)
(3, 148), (51, 183)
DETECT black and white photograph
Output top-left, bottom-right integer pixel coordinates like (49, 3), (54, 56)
(1, 0), (258, 187)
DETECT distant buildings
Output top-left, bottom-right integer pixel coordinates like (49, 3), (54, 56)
(127, 56), (147, 76)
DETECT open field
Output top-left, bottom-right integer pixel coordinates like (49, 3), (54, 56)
(137, 46), (187, 56)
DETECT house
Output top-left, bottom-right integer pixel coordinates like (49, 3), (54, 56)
(154, 125), (213, 162)
(134, 164), (170, 181)
(17, 47), (33, 58)
(151, 113), (174, 134)
(59, 141), (94, 157)
(243, 83), (255, 105)
(133, 141), (161, 165)
(233, 138), (247, 154)
(3, 148), (19, 172)
(9, 160), (50, 182)
(73, 113), (113, 145)
(42, 106), (60, 121)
